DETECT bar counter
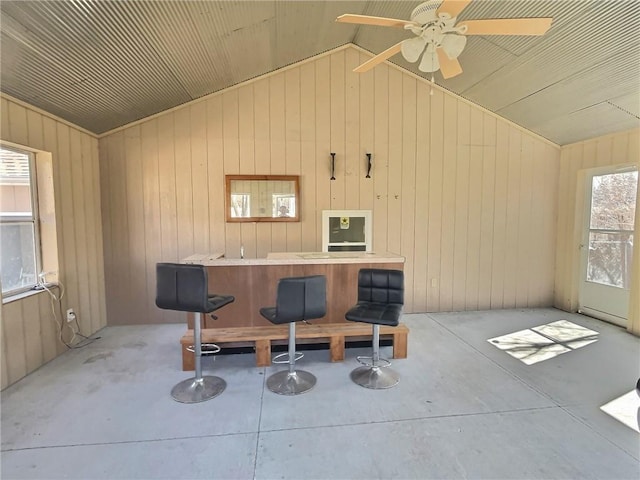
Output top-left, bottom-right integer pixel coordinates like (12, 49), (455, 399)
(182, 252), (405, 328)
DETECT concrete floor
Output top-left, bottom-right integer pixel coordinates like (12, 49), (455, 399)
(1, 308), (639, 479)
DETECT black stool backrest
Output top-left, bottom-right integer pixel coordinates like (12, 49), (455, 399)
(273, 275), (327, 324)
(357, 269), (404, 305)
(156, 263), (212, 313)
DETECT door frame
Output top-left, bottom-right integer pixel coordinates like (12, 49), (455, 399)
(577, 164), (638, 326)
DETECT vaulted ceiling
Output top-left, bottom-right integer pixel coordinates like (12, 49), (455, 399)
(1, 0), (639, 145)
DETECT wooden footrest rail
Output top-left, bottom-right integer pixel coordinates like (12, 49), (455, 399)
(180, 322), (409, 370)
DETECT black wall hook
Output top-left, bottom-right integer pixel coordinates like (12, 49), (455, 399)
(365, 153), (372, 178)
(330, 152), (336, 180)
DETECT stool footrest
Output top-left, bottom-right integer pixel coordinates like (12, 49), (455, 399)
(356, 355), (391, 368)
(186, 343), (221, 355)
(272, 351), (304, 365)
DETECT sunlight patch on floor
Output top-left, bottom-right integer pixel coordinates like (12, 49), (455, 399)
(600, 390), (640, 433)
(488, 320), (599, 365)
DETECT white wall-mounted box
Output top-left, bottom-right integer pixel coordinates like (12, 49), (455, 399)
(322, 210), (372, 253)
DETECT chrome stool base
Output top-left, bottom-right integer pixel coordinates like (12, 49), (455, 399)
(266, 370), (316, 395)
(350, 365), (399, 389)
(171, 375), (226, 403)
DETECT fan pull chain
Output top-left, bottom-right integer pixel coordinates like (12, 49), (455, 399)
(430, 74), (435, 96)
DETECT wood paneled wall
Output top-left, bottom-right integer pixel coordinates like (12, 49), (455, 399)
(1, 96), (107, 389)
(99, 45), (560, 325)
(555, 128), (640, 333)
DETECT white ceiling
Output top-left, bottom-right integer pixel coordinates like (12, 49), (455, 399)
(1, 0), (639, 144)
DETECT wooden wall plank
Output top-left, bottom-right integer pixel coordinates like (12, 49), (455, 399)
(372, 64), (389, 255)
(141, 120), (161, 319)
(3, 301), (27, 384)
(518, 136), (534, 306)
(400, 75), (417, 309)
(124, 125), (147, 324)
(8, 102), (28, 146)
(386, 68), (403, 255)
(206, 96), (226, 254)
(490, 120), (509, 308)
(452, 144), (469, 311)
(314, 56), (331, 251)
(69, 128), (92, 334)
(22, 294), (43, 374)
(0, 98), (9, 139)
(0, 302), (8, 390)
(285, 68), (302, 252)
(38, 288), (58, 363)
(191, 102), (210, 254)
(174, 109), (195, 260)
(56, 124), (81, 319)
(439, 94), (458, 311)
(503, 126), (522, 308)
(300, 62), (317, 251)
(426, 90), (444, 311)
(358, 52), (375, 214)
(344, 48), (360, 209)
(466, 145), (483, 310)
(81, 135), (101, 333)
(413, 83), (430, 312)
(330, 50), (346, 210)
(269, 76), (287, 252)
(26, 110), (44, 150)
(253, 79), (273, 256)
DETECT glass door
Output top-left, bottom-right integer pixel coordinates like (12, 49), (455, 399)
(579, 168), (638, 326)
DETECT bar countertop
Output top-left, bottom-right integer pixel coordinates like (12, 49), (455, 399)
(181, 251), (405, 266)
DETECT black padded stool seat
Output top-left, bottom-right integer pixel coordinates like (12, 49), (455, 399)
(260, 275), (326, 395)
(345, 268), (404, 389)
(156, 262), (234, 403)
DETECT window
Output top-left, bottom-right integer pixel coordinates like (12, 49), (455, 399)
(0, 146), (40, 296)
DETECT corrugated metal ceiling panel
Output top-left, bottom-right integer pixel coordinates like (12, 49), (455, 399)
(1, 0), (638, 143)
(535, 102), (639, 146)
(464, 0), (640, 111)
(497, 47), (640, 128)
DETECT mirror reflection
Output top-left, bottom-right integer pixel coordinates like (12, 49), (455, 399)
(225, 175), (300, 222)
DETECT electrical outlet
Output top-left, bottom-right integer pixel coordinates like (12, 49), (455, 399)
(66, 308), (76, 323)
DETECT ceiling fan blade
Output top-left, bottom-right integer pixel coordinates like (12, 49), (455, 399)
(353, 42), (403, 73)
(436, 0), (473, 19)
(336, 14), (416, 28)
(436, 48), (463, 79)
(460, 18), (553, 36)
(401, 37), (428, 63)
(419, 44), (440, 73)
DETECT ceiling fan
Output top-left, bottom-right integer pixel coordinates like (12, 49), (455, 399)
(336, 0), (553, 79)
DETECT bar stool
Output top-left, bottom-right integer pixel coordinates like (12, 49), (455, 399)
(156, 263), (235, 403)
(259, 275), (326, 395)
(345, 268), (404, 389)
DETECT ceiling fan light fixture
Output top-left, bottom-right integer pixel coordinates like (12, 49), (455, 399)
(401, 37), (428, 63)
(441, 34), (466, 59)
(419, 44), (440, 73)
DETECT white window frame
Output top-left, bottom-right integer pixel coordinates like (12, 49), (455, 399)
(0, 145), (42, 297)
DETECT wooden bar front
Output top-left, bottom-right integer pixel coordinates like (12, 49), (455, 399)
(187, 259), (404, 329)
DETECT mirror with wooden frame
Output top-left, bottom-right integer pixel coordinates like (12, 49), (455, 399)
(225, 175), (300, 222)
